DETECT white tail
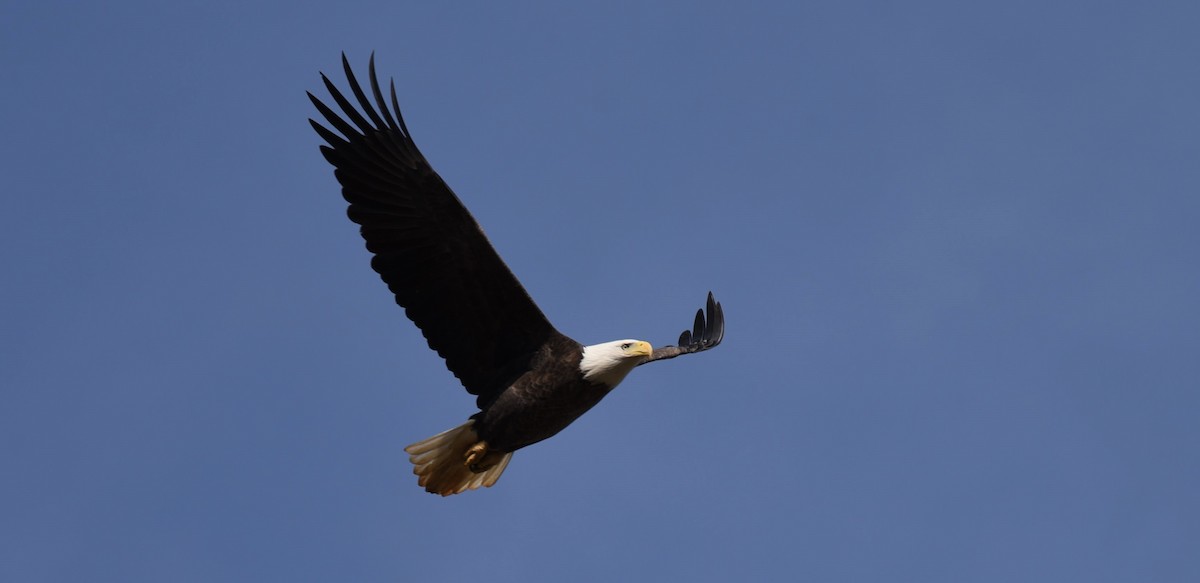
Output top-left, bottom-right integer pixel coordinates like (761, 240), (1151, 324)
(404, 421), (513, 496)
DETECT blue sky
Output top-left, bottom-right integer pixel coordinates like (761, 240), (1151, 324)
(4, 1), (1198, 581)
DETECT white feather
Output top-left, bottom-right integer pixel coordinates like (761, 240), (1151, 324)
(404, 421), (513, 496)
(579, 339), (650, 388)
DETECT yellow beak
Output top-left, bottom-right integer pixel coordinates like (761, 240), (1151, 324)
(632, 341), (653, 357)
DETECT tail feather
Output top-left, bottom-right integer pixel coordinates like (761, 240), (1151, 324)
(404, 421), (513, 496)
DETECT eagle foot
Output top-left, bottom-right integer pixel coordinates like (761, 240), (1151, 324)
(464, 441), (493, 473)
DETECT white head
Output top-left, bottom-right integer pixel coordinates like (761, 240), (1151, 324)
(579, 339), (653, 388)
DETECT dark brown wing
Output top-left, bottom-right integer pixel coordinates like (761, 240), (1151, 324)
(640, 292), (725, 365)
(308, 54), (560, 408)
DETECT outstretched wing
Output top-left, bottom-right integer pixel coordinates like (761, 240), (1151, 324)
(640, 292), (725, 365)
(308, 54), (560, 408)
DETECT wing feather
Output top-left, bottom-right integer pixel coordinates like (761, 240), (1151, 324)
(309, 54), (560, 408)
(640, 292), (725, 365)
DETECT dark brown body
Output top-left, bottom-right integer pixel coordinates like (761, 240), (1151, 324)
(472, 334), (614, 452)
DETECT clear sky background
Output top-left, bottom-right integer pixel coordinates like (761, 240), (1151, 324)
(4, 2), (1198, 581)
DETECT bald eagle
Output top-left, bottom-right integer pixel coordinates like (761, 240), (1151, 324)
(308, 55), (724, 496)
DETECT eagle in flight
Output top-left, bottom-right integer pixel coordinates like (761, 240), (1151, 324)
(308, 55), (724, 495)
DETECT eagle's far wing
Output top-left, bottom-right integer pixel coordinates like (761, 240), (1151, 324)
(640, 292), (725, 365)
(309, 54), (558, 408)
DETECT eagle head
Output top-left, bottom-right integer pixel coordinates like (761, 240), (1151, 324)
(579, 339), (653, 388)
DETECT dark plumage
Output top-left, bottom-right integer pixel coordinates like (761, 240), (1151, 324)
(308, 54), (724, 495)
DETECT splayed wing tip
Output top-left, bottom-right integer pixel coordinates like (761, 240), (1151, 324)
(641, 292), (726, 365)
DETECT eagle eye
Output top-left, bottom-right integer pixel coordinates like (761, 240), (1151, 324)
(620, 342), (632, 350)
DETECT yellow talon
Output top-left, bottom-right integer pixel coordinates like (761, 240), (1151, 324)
(464, 441), (491, 472)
